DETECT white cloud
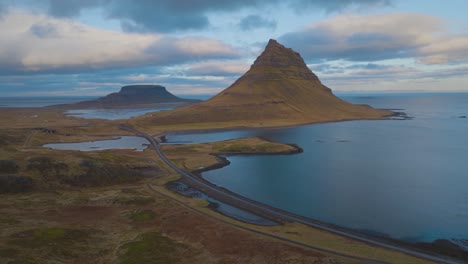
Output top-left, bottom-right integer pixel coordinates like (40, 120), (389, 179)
(185, 60), (249, 76)
(417, 35), (468, 64)
(280, 13), (468, 65)
(0, 10), (238, 73)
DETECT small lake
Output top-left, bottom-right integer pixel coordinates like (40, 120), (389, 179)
(166, 181), (277, 226)
(65, 106), (176, 120)
(166, 93), (468, 245)
(44, 136), (149, 151)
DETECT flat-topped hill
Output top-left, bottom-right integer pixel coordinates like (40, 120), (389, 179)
(137, 40), (392, 128)
(53, 85), (199, 109)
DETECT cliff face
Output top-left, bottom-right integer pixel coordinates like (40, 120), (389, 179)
(144, 39), (392, 126)
(57, 85), (199, 109)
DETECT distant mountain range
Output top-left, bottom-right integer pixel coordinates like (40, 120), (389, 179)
(52, 85), (199, 109)
(142, 39), (391, 127)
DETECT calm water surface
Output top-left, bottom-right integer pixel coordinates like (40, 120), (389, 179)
(65, 106), (176, 120)
(0, 97), (97, 107)
(44, 136), (149, 151)
(167, 93), (468, 243)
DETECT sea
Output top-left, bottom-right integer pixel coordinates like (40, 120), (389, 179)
(0, 96), (97, 108)
(165, 92), (468, 246)
(3, 93), (468, 246)
(0, 94), (211, 120)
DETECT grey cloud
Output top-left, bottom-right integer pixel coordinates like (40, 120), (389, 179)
(47, 0), (106, 17)
(105, 0), (277, 32)
(282, 13), (468, 65)
(143, 37), (240, 64)
(0, 12), (240, 75)
(29, 22), (59, 38)
(311, 62), (393, 75)
(309, 63), (345, 74)
(280, 31), (415, 62)
(185, 68), (240, 77)
(0, 65), (232, 96)
(238, 15), (276, 31)
(278, 13), (438, 62)
(311, 62), (468, 87)
(185, 62), (248, 77)
(0, 3), (4, 16)
(113, 1), (210, 33)
(291, 0), (392, 12)
(35, 0), (392, 32)
(346, 63), (393, 70)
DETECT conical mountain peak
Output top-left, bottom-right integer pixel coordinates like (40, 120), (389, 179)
(264, 39), (282, 49)
(246, 39), (319, 81)
(148, 39), (391, 127)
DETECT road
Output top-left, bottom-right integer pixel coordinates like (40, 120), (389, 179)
(119, 124), (460, 264)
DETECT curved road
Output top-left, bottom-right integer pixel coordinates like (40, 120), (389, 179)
(119, 125), (459, 264)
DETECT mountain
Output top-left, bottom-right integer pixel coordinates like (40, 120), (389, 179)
(53, 85), (199, 109)
(140, 40), (392, 127)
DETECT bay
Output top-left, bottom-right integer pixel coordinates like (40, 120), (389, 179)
(168, 93), (468, 243)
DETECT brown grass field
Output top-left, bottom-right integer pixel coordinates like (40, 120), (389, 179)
(0, 107), (435, 264)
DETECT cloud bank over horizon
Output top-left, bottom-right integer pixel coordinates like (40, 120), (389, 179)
(0, 0), (467, 96)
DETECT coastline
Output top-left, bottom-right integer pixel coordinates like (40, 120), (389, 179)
(7, 103), (463, 262)
(190, 143), (303, 176)
(169, 153), (465, 263)
(149, 110), (398, 137)
(160, 150), (460, 263)
(155, 121), (464, 263)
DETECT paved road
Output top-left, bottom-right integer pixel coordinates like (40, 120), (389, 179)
(119, 124), (460, 264)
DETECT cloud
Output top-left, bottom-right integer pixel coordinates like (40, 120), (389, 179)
(290, 0), (392, 12)
(280, 13), (468, 65)
(1, 0), (392, 32)
(47, 0), (104, 17)
(280, 13), (440, 62)
(0, 3), (4, 16)
(238, 15), (276, 31)
(185, 61), (249, 76)
(310, 61), (468, 90)
(0, 11), (238, 74)
(313, 62), (418, 81)
(417, 35), (468, 64)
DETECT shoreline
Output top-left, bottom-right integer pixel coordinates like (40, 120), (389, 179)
(152, 111), (397, 137)
(171, 155), (466, 263)
(162, 154), (461, 263)
(189, 141), (303, 175)
(155, 123), (464, 263)
(14, 104), (463, 261)
(151, 110), (410, 146)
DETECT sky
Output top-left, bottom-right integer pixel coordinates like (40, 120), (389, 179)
(0, 0), (467, 97)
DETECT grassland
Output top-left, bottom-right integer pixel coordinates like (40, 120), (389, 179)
(0, 106), (437, 264)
